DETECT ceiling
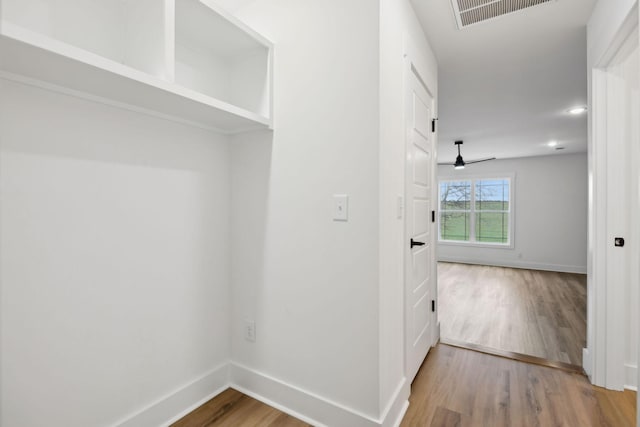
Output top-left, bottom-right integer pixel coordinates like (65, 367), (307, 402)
(411, 0), (597, 162)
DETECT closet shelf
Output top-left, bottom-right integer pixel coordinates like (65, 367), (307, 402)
(0, 0), (273, 134)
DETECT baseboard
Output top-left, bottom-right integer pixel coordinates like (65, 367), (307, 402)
(381, 379), (410, 427)
(437, 256), (587, 274)
(114, 363), (230, 427)
(624, 363), (637, 391)
(230, 362), (407, 427)
(112, 361), (410, 427)
(583, 348), (592, 379)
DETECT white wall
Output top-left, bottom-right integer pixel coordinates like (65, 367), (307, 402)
(1, 1), (440, 425)
(0, 78), (231, 427)
(229, 0), (383, 421)
(378, 0), (437, 417)
(437, 153), (588, 273)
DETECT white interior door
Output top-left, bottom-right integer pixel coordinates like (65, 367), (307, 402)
(405, 63), (437, 383)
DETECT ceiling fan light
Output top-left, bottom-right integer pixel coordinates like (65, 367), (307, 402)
(454, 155), (465, 170)
(454, 164), (465, 170)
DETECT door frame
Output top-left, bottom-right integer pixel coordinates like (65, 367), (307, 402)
(587, 1), (639, 394)
(402, 34), (439, 380)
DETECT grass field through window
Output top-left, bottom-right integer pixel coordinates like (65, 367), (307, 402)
(439, 180), (510, 244)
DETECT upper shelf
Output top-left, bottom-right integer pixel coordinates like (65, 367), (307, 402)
(0, 0), (273, 134)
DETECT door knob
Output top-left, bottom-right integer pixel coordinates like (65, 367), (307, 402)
(411, 238), (425, 248)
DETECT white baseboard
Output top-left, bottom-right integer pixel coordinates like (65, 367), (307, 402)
(381, 379), (410, 427)
(625, 363), (637, 391)
(114, 363), (230, 427)
(583, 348), (592, 379)
(437, 256), (587, 274)
(230, 362), (409, 427)
(112, 361), (411, 427)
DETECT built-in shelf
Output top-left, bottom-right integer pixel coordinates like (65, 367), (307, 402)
(0, 0), (273, 134)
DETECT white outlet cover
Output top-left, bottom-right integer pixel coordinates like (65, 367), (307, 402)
(244, 319), (256, 342)
(333, 195), (349, 221)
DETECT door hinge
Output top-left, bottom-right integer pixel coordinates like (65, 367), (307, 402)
(432, 118), (438, 133)
(432, 300), (435, 312)
(431, 210), (435, 223)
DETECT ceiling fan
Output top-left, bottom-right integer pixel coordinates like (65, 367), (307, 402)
(438, 140), (496, 170)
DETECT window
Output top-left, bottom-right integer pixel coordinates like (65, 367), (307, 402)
(439, 177), (512, 246)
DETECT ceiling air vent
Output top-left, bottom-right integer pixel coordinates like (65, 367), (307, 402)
(451, 0), (553, 29)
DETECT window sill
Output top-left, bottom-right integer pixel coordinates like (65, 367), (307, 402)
(438, 240), (514, 250)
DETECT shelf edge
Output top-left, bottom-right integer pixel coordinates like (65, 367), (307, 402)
(0, 20), (272, 133)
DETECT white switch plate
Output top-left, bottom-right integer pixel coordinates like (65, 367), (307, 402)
(333, 195), (349, 221)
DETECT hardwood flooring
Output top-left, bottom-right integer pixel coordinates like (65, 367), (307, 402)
(401, 344), (636, 427)
(172, 345), (635, 426)
(438, 262), (587, 366)
(170, 388), (310, 427)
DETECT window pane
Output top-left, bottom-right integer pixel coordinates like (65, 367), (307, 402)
(440, 212), (470, 241)
(476, 179), (509, 211)
(440, 181), (471, 211)
(475, 212), (509, 243)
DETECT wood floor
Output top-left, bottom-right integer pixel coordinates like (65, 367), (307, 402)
(438, 262), (587, 366)
(173, 345), (636, 426)
(170, 388), (310, 427)
(401, 344), (636, 427)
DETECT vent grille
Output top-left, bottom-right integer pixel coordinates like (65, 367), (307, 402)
(451, 0), (553, 28)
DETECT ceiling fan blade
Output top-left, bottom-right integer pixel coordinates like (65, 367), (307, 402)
(437, 162), (456, 166)
(464, 157), (496, 164)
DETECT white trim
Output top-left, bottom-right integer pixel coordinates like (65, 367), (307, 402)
(380, 379), (410, 427)
(437, 256), (587, 274)
(113, 363), (230, 427)
(583, 348), (592, 378)
(588, 67), (609, 387)
(438, 240), (513, 249)
(109, 360), (410, 427)
(587, 2), (639, 391)
(625, 364), (638, 391)
(230, 362), (408, 427)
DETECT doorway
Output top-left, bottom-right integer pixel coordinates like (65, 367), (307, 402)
(589, 7), (639, 392)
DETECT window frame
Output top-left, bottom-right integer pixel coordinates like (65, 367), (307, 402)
(437, 174), (515, 249)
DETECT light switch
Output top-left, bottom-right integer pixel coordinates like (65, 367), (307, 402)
(333, 195), (349, 221)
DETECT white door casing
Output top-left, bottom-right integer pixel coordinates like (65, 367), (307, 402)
(588, 3), (639, 395)
(404, 55), (437, 383)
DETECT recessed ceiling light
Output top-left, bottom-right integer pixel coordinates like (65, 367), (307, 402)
(568, 106), (587, 115)
(547, 141), (558, 147)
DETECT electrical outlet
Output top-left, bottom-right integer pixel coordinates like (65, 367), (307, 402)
(244, 319), (256, 342)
